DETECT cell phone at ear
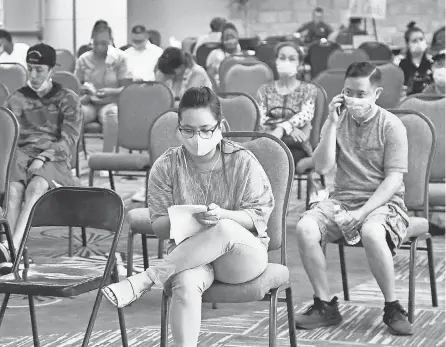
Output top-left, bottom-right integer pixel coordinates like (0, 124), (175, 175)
(336, 101), (345, 115)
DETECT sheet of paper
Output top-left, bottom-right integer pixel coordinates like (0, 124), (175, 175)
(168, 205), (207, 245)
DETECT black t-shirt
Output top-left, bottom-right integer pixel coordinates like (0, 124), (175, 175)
(297, 21), (333, 44)
(399, 54), (433, 95)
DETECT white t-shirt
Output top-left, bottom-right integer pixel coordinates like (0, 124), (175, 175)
(126, 42), (163, 81)
(0, 43), (29, 68)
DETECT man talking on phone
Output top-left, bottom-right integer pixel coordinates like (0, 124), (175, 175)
(294, 62), (413, 335)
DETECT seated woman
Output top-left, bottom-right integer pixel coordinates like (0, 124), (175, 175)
(399, 22), (433, 96)
(103, 86), (274, 347)
(75, 24), (132, 153)
(206, 22), (243, 85)
(155, 47), (213, 103)
(423, 50), (445, 94)
(256, 42), (317, 164)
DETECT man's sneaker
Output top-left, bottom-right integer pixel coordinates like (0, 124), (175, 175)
(295, 296), (342, 329)
(383, 301), (414, 335)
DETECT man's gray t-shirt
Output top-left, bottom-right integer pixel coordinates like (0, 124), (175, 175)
(328, 106), (408, 210)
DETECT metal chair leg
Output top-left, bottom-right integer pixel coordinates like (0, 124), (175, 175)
(28, 295), (40, 347)
(285, 287), (297, 347)
(297, 177), (302, 200)
(212, 303), (219, 309)
(141, 234), (149, 270)
(108, 171), (115, 191)
(68, 227), (73, 257)
(127, 230), (135, 278)
(338, 244), (350, 301)
(81, 227), (87, 247)
(269, 289), (279, 347)
(408, 238), (418, 323)
(158, 239), (164, 259)
(426, 237), (438, 307)
(0, 293), (11, 325)
(88, 169), (94, 186)
(160, 291), (170, 347)
(82, 134), (88, 159)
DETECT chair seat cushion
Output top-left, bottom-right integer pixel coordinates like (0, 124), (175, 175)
(429, 183), (445, 207)
(88, 153), (151, 171)
(84, 122), (102, 133)
(167, 263), (289, 303)
(128, 208), (156, 236)
(403, 216), (429, 241)
(0, 265), (103, 297)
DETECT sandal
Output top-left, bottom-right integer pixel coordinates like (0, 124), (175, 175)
(102, 276), (151, 308)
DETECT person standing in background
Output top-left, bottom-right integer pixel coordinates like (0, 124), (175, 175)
(0, 29), (29, 68)
(193, 17), (227, 57)
(126, 25), (163, 81)
(294, 7), (333, 44)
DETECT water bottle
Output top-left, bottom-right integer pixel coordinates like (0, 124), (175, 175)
(333, 205), (360, 245)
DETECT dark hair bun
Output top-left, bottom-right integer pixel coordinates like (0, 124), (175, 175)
(407, 21), (417, 29)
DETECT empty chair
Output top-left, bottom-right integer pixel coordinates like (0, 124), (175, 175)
(55, 49), (76, 73)
(239, 36), (261, 51)
(196, 42), (220, 68)
(376, 63), (405, 109)
(0, 83), (9, 106)
(218, 92), (260, 132)
(219, 56), (260, 92)
(0, 63), (27, 93)
(307, 40), (341, 78)
(327, 49), (369, 70)
(148, 29), (161, 46)
(52, 71), (81, 95)
(359, 41), (393, 61)
(223, 63), (274, 98)
(313, 68), (345, 105)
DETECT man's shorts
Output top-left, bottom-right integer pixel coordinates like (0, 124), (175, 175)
(10, 150), (78, 189)
(299, 198), (409, 256)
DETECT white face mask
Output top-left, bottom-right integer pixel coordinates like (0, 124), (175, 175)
(180, 128), (223, 156)
(433, 67), (446, 86)
(344, 95), (375, 118)
(27, 77), (52, 94)
(276, 60), (298, 77)
(409, 40), (427, 54)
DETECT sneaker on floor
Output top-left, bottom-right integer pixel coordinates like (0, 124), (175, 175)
(295, 296), (342, 330)
(131, 189), (146, 203)
(383, 301), (413, 335)
(99, 170), (110, 177)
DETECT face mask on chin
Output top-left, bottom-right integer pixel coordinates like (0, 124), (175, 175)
(179, 128), (223, 157)
(27, 76), (52, 94)
(276, 60), (298, 77)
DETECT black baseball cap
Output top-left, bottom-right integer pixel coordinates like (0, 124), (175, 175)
(432, 49), (445, 62)
(26, 43), (57, 67)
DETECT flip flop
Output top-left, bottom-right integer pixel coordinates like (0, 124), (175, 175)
(102, 278), (150, 308)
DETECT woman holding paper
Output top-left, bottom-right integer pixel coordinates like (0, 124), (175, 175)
(103, 86), (275, 347)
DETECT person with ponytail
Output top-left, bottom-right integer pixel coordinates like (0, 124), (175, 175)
(76, 19), (116, 58)
(103, 86), (274, 347)
(399, 21), (433, 95)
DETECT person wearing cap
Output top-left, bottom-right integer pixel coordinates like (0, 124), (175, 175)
(0, 43), (82, 264)
(75, 23), (132, 154)
(126, 25), (163, 81)
(193, 17), (227, 57)
(423, 50), (445, 94)
(0, 29), (29, 68)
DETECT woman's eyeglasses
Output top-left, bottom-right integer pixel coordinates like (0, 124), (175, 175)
(178, 123), (219, 139)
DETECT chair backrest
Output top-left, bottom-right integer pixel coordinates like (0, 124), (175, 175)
(307, 82), (329, 149)
(358, 41), (393, 61)
(224, 63), (274, 98)
(148, 29), (161, 46)
(0, 63), (27, 93)
(149, 109), (231, 164)
(196, 42), (221, 68)
(182, 37), (197, 54)
(390, 110), (436, 215)
(239, 36), (261, 51)
(218, 92), (260, 141)
(307, 41), (341, 78)
(0, 107), (19, 213)
(376, 63), (404, 109)
(405, 93), (445, 101)
(13, 187), (125, 273)
(52, 71), (81, 95)
(397, 97), (445, 181)
(313, 68), (345, 106)
(117, 82), (174, 150)
(255, 43), (279, 80)
(0, 82), (9, 106)
(327, 48), (369, 70)
(55, 49), (76, 73)
(223, 132), (294, 262)
(219, 56), (260, 92)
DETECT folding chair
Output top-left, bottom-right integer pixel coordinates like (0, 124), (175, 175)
(332, 110), (438, 323)
(88, 82), (174, 191)
(160, 132), (297, 347)
(0, 187), (128, 347)
(0, 63), (27, 93)
(0, 107), (19, 264)
(55, 49), (76, 73)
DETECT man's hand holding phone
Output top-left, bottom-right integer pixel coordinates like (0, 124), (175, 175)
(328, 94), (344, 124)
